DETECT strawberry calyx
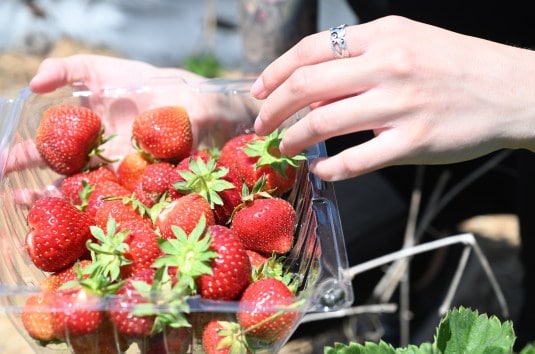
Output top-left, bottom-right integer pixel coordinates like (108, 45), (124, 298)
(173, 157), (235, 208)
(243, 129), (306, 178)
(85, 217), (132, 284)
(87, 127), (118, 167)
(252, 255), (300, 293)
(130, 267), (192, 335)
(153, 214), (217, 292)
(212, 320), (251, 352)
(229, 175), (273, 223)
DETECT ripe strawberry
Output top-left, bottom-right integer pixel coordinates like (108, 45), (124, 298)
(85, 180), (131, 217)
(132, 105), (193, 161)
(117, 151), (151, 191)
(143, 326), (192, 354)
(173, 156), (242, 225)
(197, 225), (251, 300)
(246, 250), (269, 270)
(237, 278), (300, 343)
(116, 219), (161, 278)
(231, 197), (296, 254)
(155, 193), (215, 239)
(133, 161), (177, 208)
(94, 196), (151, 231)
(219, 130), (305, 196)
(202, 320), (250, 354)
(41, 260), (92, 291)
(35, 105), (111, 175)
(25, 196), (94, 272)
(21, 291), (56, 342)
(49, 286), (104, 339)
(61, 166), (118, 206)
(108, 268), (158, 338)
(68, 317), (129, 354)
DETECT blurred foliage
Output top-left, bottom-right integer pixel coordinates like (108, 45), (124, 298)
(183, 53), (223, 78)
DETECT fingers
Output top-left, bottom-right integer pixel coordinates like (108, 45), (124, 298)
(29, 55), (91, 93)
(254, 54), (380, 136)
(309, 133), (407, 181)
(277, 89), (397, 157)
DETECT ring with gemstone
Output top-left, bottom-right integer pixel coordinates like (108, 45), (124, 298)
(329, 24), (349, 59)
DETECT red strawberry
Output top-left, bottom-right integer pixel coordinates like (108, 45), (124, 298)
(173, 156), (242, 225)
(85, 180), (131, 217)
(108, 268), (158, 338)
(133, 161), (177, 208)
(132, 106), (193, 161)
(202, 320), (250, 354)
(155, 193), (215, 239)
(246, 250), (269, 270)
(237, 278), (300, 343)
(94, 196), (151, 231)
(231, 197), (296, 254)
(197, 225), (251, 300)
(117, 151), (151, 191)
(68, 317), (129, 354)
(25, 197), (94, 272)
(143, 326), (192, 354)
(116, 219), (161, 278)
(35, 105), (110, 175)
(50, 286), (104, 339)
(21, 291), (57, 342)
(41, 260), (92, 291)
(219, 130), (304, 196)
(61, 166), (118, 206)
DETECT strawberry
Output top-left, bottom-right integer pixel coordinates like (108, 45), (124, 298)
(173, 156), (242, 225)
(108, 267), (191, 339)
(197, 225), (251, 300)
(132, 106), (193, 162)
(219, 130), (305, 196)
(49, 286), (104, 339)
(246, 250), (269, 270)
(108, 268), (158, 338)
(117, 151), (151, 191)
(61, 166), (118, 206)
(155, 193), (215, 239)
(116, 219), (161, 278)
(35, 105), (111, 175)
(68, 317), (129, 354)
(202, 320), (250, 354)
(25, 196), (94, 272)
(94, 196), (151, 231)
(142, 326), (192, 354)
(41, 260), (92, 291)
(133, 161), (177, 208)
(85, 180), (131, 217)
(237, 278), (300, 344)
(21, 291), (57, 342)
(231, 196), (296, 255)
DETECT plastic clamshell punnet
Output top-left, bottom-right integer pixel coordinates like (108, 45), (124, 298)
(0, 78), (353, 353)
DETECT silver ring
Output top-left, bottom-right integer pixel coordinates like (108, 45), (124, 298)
(329, 24), (349, 59)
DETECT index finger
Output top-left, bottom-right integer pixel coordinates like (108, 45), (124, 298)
(250, 22), (376, 101)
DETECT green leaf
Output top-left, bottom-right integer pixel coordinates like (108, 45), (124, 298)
(435, 307), (515, 354)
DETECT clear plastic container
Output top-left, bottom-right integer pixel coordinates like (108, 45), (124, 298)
(0, 78), (353, 353)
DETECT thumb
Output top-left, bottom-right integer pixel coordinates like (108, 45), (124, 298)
(29, 55), (89, 94)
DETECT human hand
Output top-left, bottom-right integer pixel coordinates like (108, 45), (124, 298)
(7, 55), (245, 175)
(251, 16), (535, 181)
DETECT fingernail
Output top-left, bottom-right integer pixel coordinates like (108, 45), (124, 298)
(250, 77), (266, 98)
(253, 115), (265, 135)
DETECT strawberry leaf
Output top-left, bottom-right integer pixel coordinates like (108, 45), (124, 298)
(435, 307), (514, 354)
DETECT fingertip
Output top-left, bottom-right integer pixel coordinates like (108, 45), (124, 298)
(250, 76), (267, 99)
